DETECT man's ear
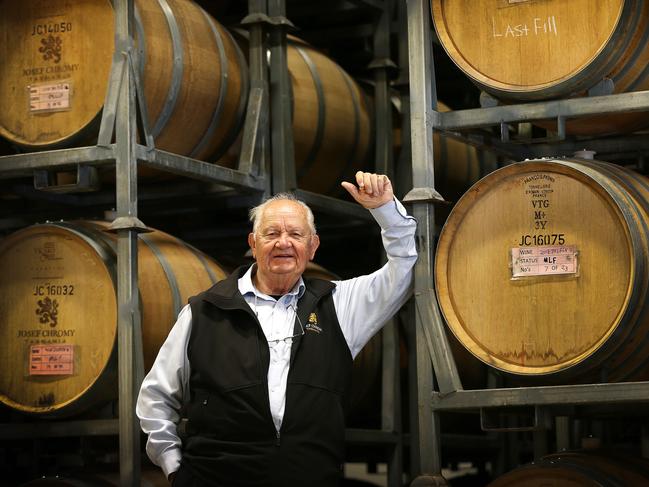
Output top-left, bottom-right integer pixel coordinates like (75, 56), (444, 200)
(309, 234), (320, 260)
(248, 233), (256, 258)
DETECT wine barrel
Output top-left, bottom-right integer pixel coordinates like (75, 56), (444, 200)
(0, 221), (227, 416)
(224, 34), (373, 195)
(0, 0), (247, 161)
(289, 37), (373, 195)
(431, 0), (649, 134)
(488, 451), (649, 486)
(435, 158), (649, 382)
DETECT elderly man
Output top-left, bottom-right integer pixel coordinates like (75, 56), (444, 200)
(136, 171), (417, 487)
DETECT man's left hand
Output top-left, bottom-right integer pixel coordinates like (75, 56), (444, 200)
(341, 171), (394, 209)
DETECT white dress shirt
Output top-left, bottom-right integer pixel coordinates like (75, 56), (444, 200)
(136, 198), (417, 478)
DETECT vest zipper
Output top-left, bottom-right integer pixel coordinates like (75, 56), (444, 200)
(275, 430), (281, 446)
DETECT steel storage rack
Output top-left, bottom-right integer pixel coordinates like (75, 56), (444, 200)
(0, 1), (267, 485)
(0, 0), (409, 486)
(403, 0), (649, 484)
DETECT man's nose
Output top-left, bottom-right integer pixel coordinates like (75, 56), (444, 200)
(275, 232), (291, 247)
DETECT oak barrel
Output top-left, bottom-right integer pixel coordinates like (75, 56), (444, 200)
(224, 34), (373, 195)
(488, 451), (649, 486)
(0, 0), (247, 161)
(431, 0), (649, 134)
(0, 221), (226, 416)
(435, 158), (649, 382)
(289, 37), (373, 195)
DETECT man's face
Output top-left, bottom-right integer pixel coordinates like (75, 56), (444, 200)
(248, 200), (320, 286)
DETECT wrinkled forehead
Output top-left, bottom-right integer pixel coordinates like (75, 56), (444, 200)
(258, 200), (310, 231)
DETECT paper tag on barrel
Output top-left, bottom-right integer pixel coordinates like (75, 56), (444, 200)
(28, 81), (72, 113)
(29, 344), (74, 376)
(511, 245), (578, 278)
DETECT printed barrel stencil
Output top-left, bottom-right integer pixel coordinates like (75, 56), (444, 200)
(435, 158), (649, 382)
(0, 221), (226, 416)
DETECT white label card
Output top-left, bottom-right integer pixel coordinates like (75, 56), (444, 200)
(511, 245), (578, 278)
(29, 82), (71, 113)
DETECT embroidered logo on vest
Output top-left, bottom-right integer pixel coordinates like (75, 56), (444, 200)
(305, 312), (323, 334)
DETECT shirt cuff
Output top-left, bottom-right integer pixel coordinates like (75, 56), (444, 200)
(158, 449), (182, 479)
(369, 197), (414, 229)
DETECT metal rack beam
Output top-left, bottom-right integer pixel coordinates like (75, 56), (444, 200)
(0, 147), (116, 176)
(137, 147), (265, 190)
(112, 1), (142, 485)
(402, 0), (649, 483)
(0, 146), (266, 191)
(432, 382), (649, 410)
(371, 4), (404, 486)
(268, 0), (297, 194)
(436, 91), (649, 131)
(404, 0), (460, 481)
(240, 0), (270, 185)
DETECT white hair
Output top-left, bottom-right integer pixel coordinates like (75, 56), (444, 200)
(249, 193), (317, 235)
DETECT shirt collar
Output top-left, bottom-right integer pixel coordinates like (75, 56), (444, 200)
(238, 264), (306, 301)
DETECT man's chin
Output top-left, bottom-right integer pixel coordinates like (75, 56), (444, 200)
(268, 266), (297, 275)
(267, 263), (307, 277)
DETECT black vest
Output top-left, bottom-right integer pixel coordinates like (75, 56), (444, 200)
(183, 267), (353, 487)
